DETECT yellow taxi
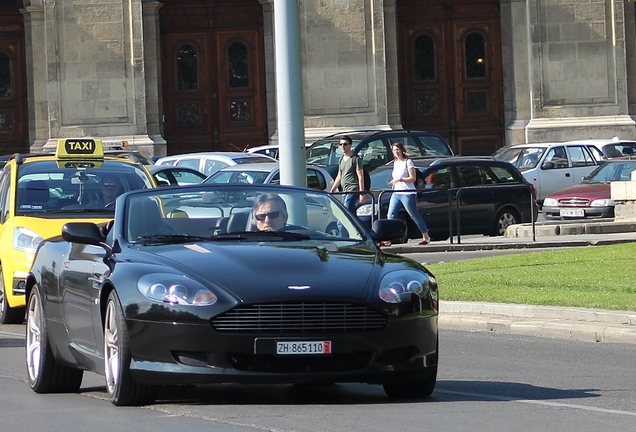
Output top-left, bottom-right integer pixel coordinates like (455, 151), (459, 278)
(0, 138), (156, 323)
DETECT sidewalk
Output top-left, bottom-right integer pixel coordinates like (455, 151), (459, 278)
(383, 219), (636, 344)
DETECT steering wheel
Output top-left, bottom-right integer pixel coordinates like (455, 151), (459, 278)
(277, 224), (308, 232)
(104, 202), (116, 209)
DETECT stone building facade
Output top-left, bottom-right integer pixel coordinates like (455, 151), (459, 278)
(2, 0), (635, 157)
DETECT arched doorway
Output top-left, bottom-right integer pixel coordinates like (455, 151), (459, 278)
(397, 0), (504, 155)
(0, 1), (28, 154)
(160, 0), (268, 155)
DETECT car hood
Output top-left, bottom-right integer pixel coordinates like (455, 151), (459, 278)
(133, 241), (384, 303)
(546, 183), (609, 200)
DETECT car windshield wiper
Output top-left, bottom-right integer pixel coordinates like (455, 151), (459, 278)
(135, 234), (212, 245)
(211, 231), (311, 241)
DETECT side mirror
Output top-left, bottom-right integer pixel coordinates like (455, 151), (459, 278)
(369, 219), (407, 242)
(62, 222), (112, 256)
(541, 161), (555, 170)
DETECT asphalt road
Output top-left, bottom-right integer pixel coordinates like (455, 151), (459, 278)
(1, 325), (636, 431)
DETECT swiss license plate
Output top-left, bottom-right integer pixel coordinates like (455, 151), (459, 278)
(276, 341), (331, 355)
(560, 208), (584, 217)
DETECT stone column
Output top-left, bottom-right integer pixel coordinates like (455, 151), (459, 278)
(259, 0), (278, 144)
(30, 0), (160, 152)
(21, 2), (47, 151)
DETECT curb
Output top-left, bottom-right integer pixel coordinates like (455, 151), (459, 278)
(439, 301), (636, 344)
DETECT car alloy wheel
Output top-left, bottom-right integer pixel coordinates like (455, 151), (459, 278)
(493, 208), (519, 236)
(26, 285), (83, 393)
(104, 290), (155, 406)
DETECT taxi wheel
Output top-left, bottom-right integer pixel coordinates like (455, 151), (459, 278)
(26, 285), (83, 393)
(104, 290), (156, 406)
(382, 366), (438, 400)
(0, 269), (25, 324)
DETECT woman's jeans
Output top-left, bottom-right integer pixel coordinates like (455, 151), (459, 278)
(387, 192), (428, 235)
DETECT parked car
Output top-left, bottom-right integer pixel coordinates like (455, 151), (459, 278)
(565, 138), (636, 160)
(492, 142), (602, 203)
(155, 151), (277, 177)
(245, 143), (312, 159)
(542, 157), (636, 220)
(25, 184), (438, 406)
(148, 165), (206, 186)
(204, 162), (334, 192)
(305, 129), (454, 179)
(356, 156), (537, 242)
(0, 139), (156, 323)
(104, 149), (155, 165)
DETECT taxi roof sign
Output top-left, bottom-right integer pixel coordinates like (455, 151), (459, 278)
(56, 138), (104, 159)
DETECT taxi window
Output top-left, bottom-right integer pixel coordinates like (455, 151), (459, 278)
(0, 166), (10, 221)
(15, 161), (152, 213)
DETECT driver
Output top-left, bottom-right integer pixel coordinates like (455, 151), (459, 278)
(252, 193), (288, 231)
(98, 174), (125, 207)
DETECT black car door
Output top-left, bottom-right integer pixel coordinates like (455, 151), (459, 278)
(61, 243), (106, 357)
(416, 167), (455, 238)
(453, 164), (491, 233)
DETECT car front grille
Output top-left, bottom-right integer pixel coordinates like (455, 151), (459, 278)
(558, 198), (589, 205)
(212, 302), (388, 333)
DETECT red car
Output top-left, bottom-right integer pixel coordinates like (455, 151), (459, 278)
(542, 158), (636, 219)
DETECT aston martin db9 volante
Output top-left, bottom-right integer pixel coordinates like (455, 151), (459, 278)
(25, 184), (439, 406)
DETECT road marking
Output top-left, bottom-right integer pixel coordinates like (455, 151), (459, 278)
(437, 390), (636, 416)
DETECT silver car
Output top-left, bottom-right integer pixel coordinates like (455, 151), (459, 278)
(493, 142), (602, 203)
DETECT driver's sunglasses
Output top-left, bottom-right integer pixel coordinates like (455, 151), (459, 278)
(102, 182), (118, 188)
(339, 142), (350, 147)
(255, 211), (280, 222)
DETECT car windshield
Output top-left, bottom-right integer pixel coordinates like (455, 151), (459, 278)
(123, 185), (366, 243)
(306, 137), (363, 165)
(584, 160), (636, 183)
(16, 160), (153, 215)
(494, 146), (546, 170)
(600, 143), (636, 158)
(205, 169), (271, 185)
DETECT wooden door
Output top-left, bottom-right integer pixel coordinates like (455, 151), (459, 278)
(397, 0), (504, 156)
(0, 6), (28, 154)
(160, 0), (267, 155)
(162, 33), (217, 154)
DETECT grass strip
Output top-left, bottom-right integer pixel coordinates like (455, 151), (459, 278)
(426, 242), (636, 311)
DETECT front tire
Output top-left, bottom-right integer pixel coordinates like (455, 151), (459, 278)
(26, 285), (83, 393)
(104, 290), (155, 406)
(0, 269), (25, 324)
(383, 366), (438, 399)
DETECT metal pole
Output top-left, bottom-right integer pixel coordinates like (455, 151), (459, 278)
(273, 0), (307, 187)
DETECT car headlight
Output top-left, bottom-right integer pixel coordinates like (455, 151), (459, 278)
(137, 273), (217, 306)
(590, 199), (614, 207)
(378, 270), (436, 304)
(542, 198), (557, 207)
(14, 227), (43, 253)
(356, 203), (373, 217)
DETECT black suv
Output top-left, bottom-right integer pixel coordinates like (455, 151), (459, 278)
(305, 129), (453, 179)
(356, 156), (537, 242)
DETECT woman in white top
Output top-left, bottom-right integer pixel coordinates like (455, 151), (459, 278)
(387, 142), (431, 245)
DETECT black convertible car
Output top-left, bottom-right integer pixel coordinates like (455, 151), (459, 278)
(25, 184), (439, 406)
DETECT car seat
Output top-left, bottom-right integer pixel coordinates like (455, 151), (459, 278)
(226, 211), (251, 232)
